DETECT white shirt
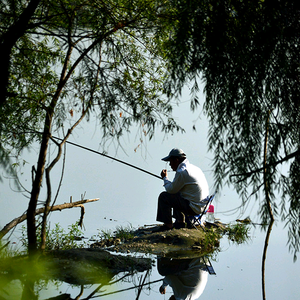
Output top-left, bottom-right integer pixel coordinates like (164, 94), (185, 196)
(161, 258), (209, 300)
(163, 159), (209, 214)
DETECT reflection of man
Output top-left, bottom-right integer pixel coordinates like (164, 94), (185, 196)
(158, 257), (208, 300)
(156, 148), (209, 231)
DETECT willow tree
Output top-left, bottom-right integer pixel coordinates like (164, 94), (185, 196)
(0, 0), (183, 256)
(163, 0), (300, 259)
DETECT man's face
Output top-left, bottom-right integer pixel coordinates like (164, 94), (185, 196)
(169, 157), (180, 171)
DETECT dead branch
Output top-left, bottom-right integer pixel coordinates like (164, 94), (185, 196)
(0, 198), (99, 240)
(75, 204), (85, 228)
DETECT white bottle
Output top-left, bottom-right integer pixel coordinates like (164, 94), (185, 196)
(206, 204), (215, 223)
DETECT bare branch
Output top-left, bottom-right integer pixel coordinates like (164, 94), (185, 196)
(0, 198), (99, 240)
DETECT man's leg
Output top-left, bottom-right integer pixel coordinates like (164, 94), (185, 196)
(156, 192), (195, 226)
(173, 198), (195, 227)
(156, 192), (176, 227)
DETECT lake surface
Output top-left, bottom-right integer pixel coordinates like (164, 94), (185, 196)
(1, 219), (298, 300)
(68, 223), (299, 300)
(1, 107), (299, 299)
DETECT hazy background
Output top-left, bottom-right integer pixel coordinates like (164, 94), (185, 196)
(1, 87), (299, 300)
(0, 86), (253, 239)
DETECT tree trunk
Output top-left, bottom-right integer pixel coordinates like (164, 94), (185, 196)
(27, 110), (53, 257)
(263, 111), (274, 221)
(40, 109), (88, 251)
(0, 0), (41, 107)
(262, 219), (274, 300)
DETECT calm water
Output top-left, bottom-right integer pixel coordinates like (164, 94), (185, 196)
(68, 223), (299, 300)
(1, 220), (299, 300)
(1, 113), (299, 299)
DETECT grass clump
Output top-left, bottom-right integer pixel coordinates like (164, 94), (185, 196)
(97, 224), (134, 242)
(114, 224), (134, 241)
(21, 222), (86, 251)
(195, 223), (250, 253)
(97, 228), (114, 241)
(224, 223), (250, 244)
(94, 224), (135, 248)
(198, 228), (222, 252)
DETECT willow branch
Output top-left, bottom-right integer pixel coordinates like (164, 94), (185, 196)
(230, 149), (300, 181)
(263, 111), (274, 221)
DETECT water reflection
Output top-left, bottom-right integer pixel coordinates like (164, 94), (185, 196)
(262, 220), (274, 300)
(0, 252), (217, 300)
(4, 222), (277, 300)
(157, 256), (215, 300)
(0, 249), (153, 300)
(79, 255), (216, 300)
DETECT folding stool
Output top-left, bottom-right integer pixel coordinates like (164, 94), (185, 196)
(187, 193), (216, 230)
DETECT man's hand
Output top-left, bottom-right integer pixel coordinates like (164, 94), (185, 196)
(160, 169), (167, 179)
(159, 286), (166, 294)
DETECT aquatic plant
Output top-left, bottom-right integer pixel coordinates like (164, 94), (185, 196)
(114, 224), (135, 241)
(97, 224), (134, 243)
(21, 222), (86, 252)
(224, 223), (251, 244)
(197, 228), (222, 253)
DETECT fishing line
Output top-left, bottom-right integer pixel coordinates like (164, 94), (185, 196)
(51, 136), (162, 180)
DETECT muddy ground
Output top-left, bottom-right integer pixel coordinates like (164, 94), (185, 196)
(91, 223), (222, 258)
(44, 224), (222, 284)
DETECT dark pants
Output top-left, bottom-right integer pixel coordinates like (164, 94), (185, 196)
(156, 192), (196, 224)
(157, 257), (193, 276)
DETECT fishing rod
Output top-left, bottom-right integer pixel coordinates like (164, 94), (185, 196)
(51, 136), (162, 180)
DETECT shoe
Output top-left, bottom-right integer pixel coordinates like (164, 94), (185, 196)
(154, 224), (173, 232)
(186, 223), (195, 229)
(174, 222), (186, 229)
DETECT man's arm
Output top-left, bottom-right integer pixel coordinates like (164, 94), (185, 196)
(161, 169), (168, 178)
(163, 171), (186, 194)
(159, 277), (169, 294)
(159, 286), (166, 294)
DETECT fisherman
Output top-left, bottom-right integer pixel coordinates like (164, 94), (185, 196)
(157, 256), (209, 300)
(156, 148), (209, 231)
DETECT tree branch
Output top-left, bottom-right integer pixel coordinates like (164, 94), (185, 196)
(230, 149), (300, 181)
(0, 198), (99, 240)
(263, 111), (274, 221)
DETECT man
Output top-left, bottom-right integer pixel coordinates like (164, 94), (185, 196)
(158, 256), (209, 300)
(156, 148), (209, 231)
